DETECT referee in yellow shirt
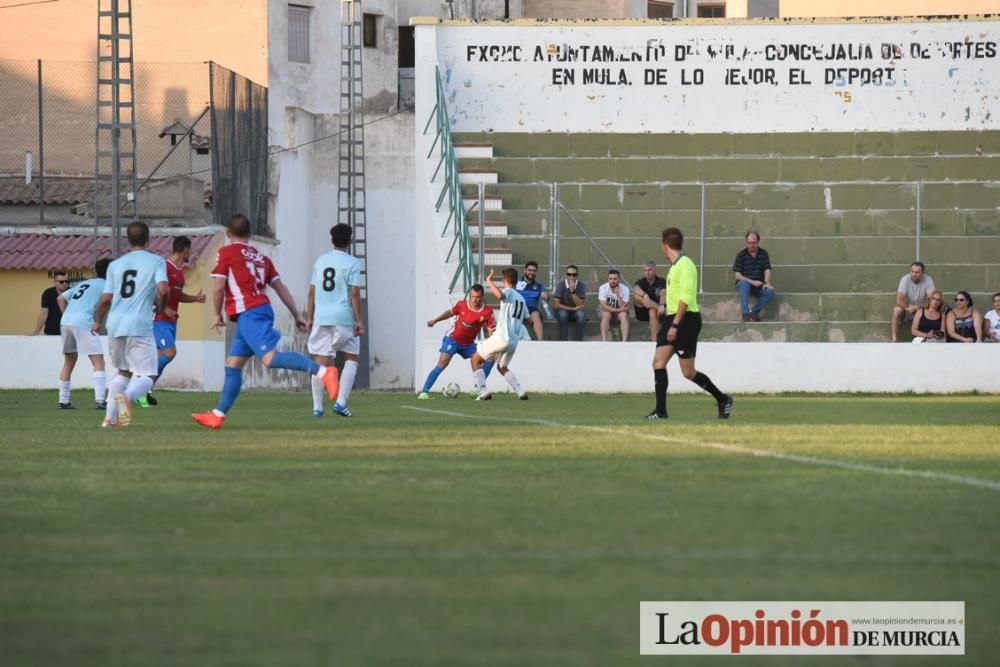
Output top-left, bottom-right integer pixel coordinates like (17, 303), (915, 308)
(648, 228), (733, 420)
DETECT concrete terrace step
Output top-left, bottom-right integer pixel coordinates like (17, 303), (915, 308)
(453, 155), (1000, 183)
(502, 317), (894, 343)
(474, 238), (999, 287)
(467, 221), (508, 237)
(454, 143), (494, 159)
(463, 194), (502, 212)
(459, 181), (1000, 212)
(468, 247), (512, 267)
(452, 131), (1000, 159)
(487, 207), (1000, 239)
(458, 168), (498, 185)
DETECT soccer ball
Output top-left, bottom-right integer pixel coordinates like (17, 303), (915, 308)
(442, 382), (461, 398)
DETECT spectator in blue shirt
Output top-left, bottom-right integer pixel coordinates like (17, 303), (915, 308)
(515, 260), (549, 340)
(733, 231), (775, 322)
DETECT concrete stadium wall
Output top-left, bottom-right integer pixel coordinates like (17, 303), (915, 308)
(428, 18), (1000, 133)
(0, 337), (226, 392)
(419, 341), (1000, 394)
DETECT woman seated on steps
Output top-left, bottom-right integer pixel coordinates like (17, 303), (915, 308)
(911, 290), (946, 343)
(945, 291), (983, 343)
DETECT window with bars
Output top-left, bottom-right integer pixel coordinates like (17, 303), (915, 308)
(697, 3), (726, 17)
(288, 5), (311, 63)
(648, 1), (674, 18)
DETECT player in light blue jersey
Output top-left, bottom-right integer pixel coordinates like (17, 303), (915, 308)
(307, 223), (365, 417)
(55, 258), (111, 410)
(470, 267), (530, 401)
(91, 222), (169, 428)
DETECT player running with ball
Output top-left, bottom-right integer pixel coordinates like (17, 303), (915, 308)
(418, 284), (496, 399)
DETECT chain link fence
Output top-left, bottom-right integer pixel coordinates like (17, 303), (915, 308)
(0, 59), (265, 232)
(210, 62), (268, 235)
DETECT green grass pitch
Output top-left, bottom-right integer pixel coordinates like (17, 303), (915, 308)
(1, 389), (998, 666)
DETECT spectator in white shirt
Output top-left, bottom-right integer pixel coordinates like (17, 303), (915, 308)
(598, 269), (630, 342)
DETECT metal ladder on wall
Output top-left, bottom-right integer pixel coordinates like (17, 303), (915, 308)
(94, 0), (139, 258)
(339, 0), (371, 387)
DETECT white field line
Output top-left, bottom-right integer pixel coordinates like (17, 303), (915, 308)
(401, 406), (1000, 493)
(5, 545), (996, 566)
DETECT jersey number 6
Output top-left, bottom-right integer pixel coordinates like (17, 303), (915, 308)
(120, 270), (137, 298)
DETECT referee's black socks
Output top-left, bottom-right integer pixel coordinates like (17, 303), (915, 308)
(692, 371), (725, 403)
(654, 368), (668, 414)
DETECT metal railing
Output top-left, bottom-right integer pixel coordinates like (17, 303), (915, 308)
(422, 66), (473, 294)
(463, 178), (999, 302)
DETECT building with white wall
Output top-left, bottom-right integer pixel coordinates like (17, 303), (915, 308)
(266, 3), (1000, 394)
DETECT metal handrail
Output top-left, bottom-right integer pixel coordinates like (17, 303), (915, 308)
(422, 66), (473, 295)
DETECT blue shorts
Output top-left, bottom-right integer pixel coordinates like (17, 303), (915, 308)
(229, 304), (281, 358)
(153, 321), (177, 351)
(440, 335), (477, 359)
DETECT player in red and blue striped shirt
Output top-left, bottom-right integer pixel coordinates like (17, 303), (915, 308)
(191, 214), (340, 429)
(417, 285), (496, 399)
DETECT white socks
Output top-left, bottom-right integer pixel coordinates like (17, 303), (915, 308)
(503, 370), (525, 398)
(311, 375), (325, 412)
(105, 374), (130, 421)
(103, 375), (152, 422)
(93, 371), (106, 402)
(338, 360), (358, 407)
(473, 369), (487, 393)
(58, 380), (71, 404)
(125, 376), (154, 403)
(311, 361), (358, 410)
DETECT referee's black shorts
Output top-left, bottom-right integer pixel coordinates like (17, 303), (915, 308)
(656, 311), (702, 358)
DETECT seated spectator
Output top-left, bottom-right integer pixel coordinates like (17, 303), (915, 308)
(552, 265), (587, 341)
(598, 269), (630, 342)
(911, 290), (946, 342)
(732, 231), (775, 322)
(633, 261), (665, 341)
(515, 260), (549, 340)
(945, 291), (982, 343)
(891, 261), (935, 342)
(984, 292), (1000, 342)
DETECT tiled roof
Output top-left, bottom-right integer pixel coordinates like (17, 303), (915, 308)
(0, 233), (217, 270)
(0, 177), (101, 206)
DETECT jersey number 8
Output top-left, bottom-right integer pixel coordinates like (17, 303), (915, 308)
(322, 267), (336, 292)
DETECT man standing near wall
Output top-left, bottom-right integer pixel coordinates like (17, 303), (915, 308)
(32, 270), (70, 335)
(733, 231), (775, 322)
(891, 261), (935, 342)
(648, 228), (732, 421)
